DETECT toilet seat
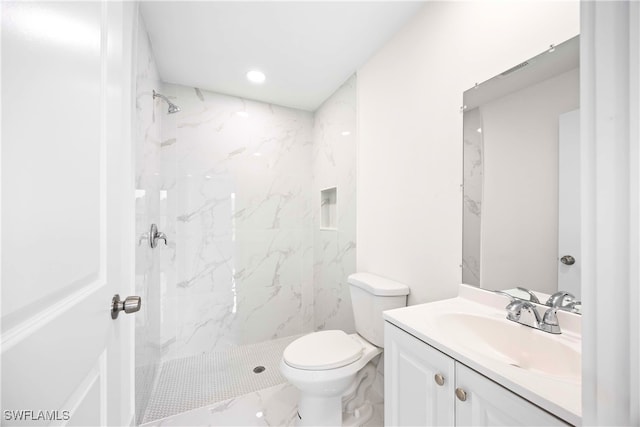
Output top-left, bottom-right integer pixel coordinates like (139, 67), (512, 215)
(283, 330), (363, 370)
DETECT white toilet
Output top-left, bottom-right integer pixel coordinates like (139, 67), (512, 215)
(280, 273), (409, 426)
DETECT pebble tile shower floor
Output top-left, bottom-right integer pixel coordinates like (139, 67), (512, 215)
(142, 335), (302, 424)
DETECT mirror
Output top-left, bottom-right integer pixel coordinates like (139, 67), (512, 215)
(462, 36), (581, 306)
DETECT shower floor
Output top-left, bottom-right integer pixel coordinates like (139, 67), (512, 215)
(141, 335), (302, 424)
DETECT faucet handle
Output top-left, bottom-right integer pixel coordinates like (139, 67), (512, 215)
(505, 300), (524, 321)
(149, 224), (168, 248)
(516, 287), (540, 304)
(542, 307), (559, 325)
(540, 307), (562, 334)
(156, 232), (168, 246)
(494, 291), (521, 320)
(493, 290), (516, 301)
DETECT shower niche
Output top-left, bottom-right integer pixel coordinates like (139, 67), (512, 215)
(320, 187), (337, 230)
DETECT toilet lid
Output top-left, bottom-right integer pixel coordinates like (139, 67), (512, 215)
(283, 330), (363, 371)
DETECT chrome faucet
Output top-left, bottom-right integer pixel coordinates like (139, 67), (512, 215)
(504, 299), (561, 334)
(545, 291), (580, 313)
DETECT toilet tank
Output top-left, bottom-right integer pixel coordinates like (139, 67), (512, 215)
(348, 273), (410, 347)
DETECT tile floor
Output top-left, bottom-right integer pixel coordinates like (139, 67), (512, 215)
(142, 335), (301, 423)
(141, 382), (384, 427)
(140, 334), (384, 426)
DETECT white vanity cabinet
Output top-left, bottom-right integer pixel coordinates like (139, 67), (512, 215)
(384, 320), (455, 426)
(384, 322), (569, 426)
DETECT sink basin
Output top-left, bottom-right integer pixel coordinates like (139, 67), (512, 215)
(435, 313), (581, 382)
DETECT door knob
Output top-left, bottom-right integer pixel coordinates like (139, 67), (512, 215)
(455, 387), (467, 401)
(434, 373), (445, 386)
(111, 294), (141, 319)
(560, 255), (576, 265)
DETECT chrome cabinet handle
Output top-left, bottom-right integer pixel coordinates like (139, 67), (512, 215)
(150, 223), (168, 248)
(434, 373), (445, 386)
(111, 294), (141, 319)
(455, 388), (467, 402)
(560, 255), (576, 265)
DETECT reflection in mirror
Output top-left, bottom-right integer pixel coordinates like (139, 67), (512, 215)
(462, 36), (581, 309)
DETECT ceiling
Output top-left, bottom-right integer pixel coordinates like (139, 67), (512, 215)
(140, 2), (425, 111)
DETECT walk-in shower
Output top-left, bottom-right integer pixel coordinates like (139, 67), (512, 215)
(134, 15), (359, 425)
(153, 90), (181, 114)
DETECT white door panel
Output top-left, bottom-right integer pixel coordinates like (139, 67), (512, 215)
(1, 1), (103, 319)
(1, 2), (135, 426)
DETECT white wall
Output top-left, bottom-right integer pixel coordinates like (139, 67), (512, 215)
(481, 68), (579, 294)
(356, 0), (579, 305)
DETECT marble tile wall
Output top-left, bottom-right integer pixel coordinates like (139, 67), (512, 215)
(159, 84), (315, 360)
(154, 76), (358, 361)
(312, 75), (358, 333)
(134, 13), (163, 425)
(462, 107), (482, 286)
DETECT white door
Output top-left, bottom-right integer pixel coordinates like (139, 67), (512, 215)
(2, 2), (135, 426)
(384, 322), (455, 426)
(557, 109), (581, 298)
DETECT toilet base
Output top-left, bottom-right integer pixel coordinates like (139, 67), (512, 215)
(296, 395), (342, 427)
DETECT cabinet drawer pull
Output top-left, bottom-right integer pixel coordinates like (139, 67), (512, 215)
(434, 373), (445, 386)
(455, 387), (467, 401)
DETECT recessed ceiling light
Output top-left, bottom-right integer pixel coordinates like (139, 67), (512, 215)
(236, 111), (249, 118)
(246, 70), (266, 84)
(341, 131), (351, 136)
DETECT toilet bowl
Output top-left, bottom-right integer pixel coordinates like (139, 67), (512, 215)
(280, 273), (410, 426)
(280, 331), (381, 426)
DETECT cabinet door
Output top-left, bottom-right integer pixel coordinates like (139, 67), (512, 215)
(455, 363), (569, 426)
(385, 322), (455, 426)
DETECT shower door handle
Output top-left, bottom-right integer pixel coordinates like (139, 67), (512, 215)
(111, 294), (141, 319)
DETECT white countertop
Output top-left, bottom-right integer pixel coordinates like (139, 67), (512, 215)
(383, 284), (581, 426)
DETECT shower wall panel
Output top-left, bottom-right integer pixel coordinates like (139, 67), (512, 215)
(312, 75), (358, 332)
(134, 14), (163, 424)
(160, 85), (314, 360)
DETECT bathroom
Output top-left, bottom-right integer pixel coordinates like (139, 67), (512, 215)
(1, 1), (638, 426)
